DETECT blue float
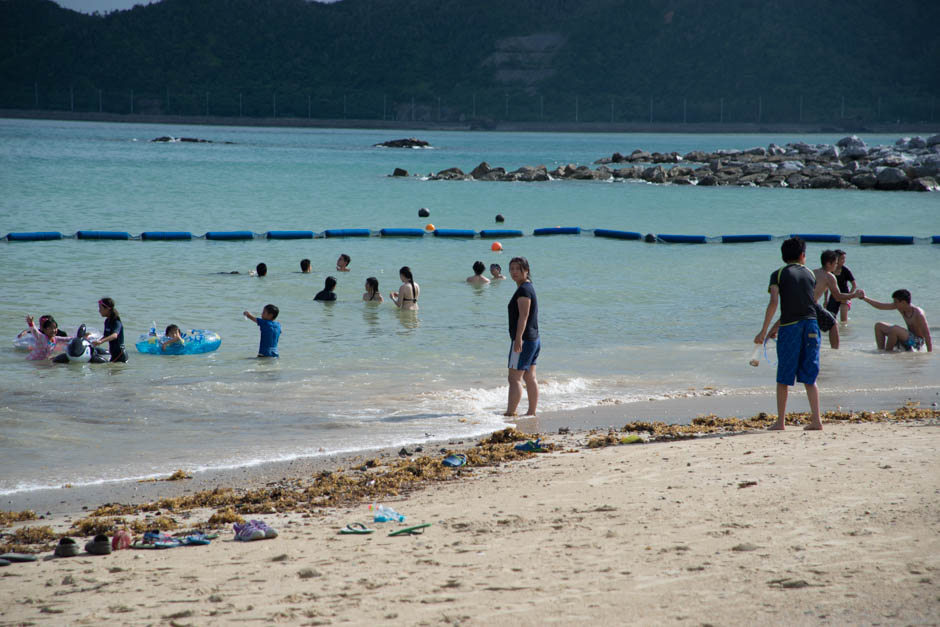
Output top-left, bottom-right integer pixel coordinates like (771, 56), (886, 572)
(135, 330), (222, 355)
(791, 233), (841, 243)
(433, 229), (476, 238)
(266, 230), (315, 240)
(141, 231), (193, 241)
(205, 231), (255, 241)
(860, 235), (914, 245)
(380, 228), (425, 237)
(533, 227), (581, 236)
(322, 229), (371, 238)
(76, 230), (132, 240)
(594, 229), (642, 240)
(479, 229), (524, 238)
(657, 234), (707, 244)
(721, 234), (773, 243)
(6, 231), (63, 241)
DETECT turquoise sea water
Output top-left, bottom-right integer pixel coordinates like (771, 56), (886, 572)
(1, 118), (938, 495)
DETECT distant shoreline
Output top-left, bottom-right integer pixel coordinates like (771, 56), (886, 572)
(2, 108), (937, 135)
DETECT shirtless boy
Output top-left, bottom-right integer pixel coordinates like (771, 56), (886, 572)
(754, 237), (823, 431)
(859, 289), (932, 352)
(811, 250), (861, 349)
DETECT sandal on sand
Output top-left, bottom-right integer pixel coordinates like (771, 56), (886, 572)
(54, 537), (80, 557)
(178, 533), (212, 546)
(85, 534), (112, 555)
(339, 522), (375, 535)
(112, 529), (132, 551)
(0, 552), (39, 563)
(514, 439), (546, 453)
(131, 540), (178, 549)
(442, 454), (467, 467)
(388, 523), (431, 537)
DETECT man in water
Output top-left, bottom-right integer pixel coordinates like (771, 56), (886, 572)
(754, 237), (823, 431)
(859, 289), (932, 352)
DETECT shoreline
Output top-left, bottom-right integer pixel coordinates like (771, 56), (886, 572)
(5, 385), (937, 518)
(3, 109), (938, 134)
(1, 410), (937, 625)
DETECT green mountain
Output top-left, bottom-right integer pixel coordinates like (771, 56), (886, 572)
(1, 0), (937, 123)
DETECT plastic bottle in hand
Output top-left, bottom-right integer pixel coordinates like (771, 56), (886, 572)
(748, 344), (762, 367)
(372, 503), (405, 523)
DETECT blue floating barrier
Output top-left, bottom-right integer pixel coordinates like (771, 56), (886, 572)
(933, 236), (940, 244)
(141, 231), (193, 241)
(791, 233), (841, 243)
(379, 228), (425, 237)
(657, 234), (707, 244)
(322, 229), (371, 238)
(205, 231), (255, 241)
(433, 229), (476, 238)
(266, 230), (315, 240)
(479, 229), (524, 238)
(721, 234), (773, 243)
(533, 227), (581, 236)
(76, 230), (131, 240)
(6, 231), (63, 241)
(594, 229), (642, 240)
(859, 235), (914, 245)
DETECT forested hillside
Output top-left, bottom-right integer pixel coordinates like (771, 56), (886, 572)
(1, 0), (937, 123)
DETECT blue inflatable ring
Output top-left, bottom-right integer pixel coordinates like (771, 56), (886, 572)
(135, 330), (222, 355)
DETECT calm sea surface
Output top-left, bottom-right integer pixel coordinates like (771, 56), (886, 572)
(1, 118), (937, 495)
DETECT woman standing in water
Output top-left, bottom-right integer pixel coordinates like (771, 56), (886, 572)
(505, 257), (538, 417)
(390, 266), (419, 310)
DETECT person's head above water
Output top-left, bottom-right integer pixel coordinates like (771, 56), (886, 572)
(300, 259), (311, 273)
(256, 263), (267, 277)
(780, 237), (805, 263)
(472, 260), (485, 276)
(262, 304), (279, 320)
(337, 254), (350, 270)
(365, 277), (379, 294)
(324, 276), (337, 291)
(165, 324), (180, 337)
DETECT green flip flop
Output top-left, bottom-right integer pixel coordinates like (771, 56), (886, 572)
(388, 523), (431, 537)
(339, 522), (375, 535)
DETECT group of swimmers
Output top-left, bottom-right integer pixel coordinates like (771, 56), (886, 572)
(755, 237), (932, 431)
(23, 298), (128, 363)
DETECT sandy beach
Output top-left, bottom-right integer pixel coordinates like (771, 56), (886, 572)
(2, 407), (938, 626)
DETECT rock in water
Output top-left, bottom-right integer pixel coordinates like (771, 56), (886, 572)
(374, 138), (430, 148)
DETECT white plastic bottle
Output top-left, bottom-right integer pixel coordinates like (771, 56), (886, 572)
(748, 344), (762, 367)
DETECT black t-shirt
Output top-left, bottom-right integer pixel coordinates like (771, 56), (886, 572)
(103, 316), (125, 354)
(769, 264), (816, 325)
(835, 265), (855, 293)
(314, 290), (336, 301)
(508, 281), (539, 340)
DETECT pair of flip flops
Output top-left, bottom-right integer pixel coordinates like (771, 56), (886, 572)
(339, 522), (431, 536)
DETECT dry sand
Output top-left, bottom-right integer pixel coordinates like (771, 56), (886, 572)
(2, 417), (938, 626)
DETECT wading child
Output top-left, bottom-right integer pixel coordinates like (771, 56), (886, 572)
(314, 276), (337, 301)
(243, 304), (280, 358)
(162, 324), (183, 351)
(92, 297), (128, 362)
(860, 289), (932, 352)
(23, 314), (69, 360)
(754, 237), (822, 431)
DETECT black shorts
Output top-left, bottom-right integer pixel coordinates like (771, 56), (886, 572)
(815, 303), (836, 332)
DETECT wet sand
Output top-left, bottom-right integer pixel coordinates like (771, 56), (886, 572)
(1, 404), (938, 625)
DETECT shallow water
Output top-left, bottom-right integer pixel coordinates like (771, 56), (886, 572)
(1, 118), (938, 494)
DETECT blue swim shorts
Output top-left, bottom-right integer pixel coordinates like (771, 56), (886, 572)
(508, 338), (540, 371)
(903, 333), (925, 351)
(776, 319), (820, 386)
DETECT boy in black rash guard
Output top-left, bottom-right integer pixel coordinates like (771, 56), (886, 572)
(754, 237), (822, 431)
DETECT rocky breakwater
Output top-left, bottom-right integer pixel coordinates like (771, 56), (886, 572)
(375, 138), (431, 148)
(401, 135), (940, 191)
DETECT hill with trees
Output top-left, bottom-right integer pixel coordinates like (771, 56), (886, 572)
(1, 0), (937, 124)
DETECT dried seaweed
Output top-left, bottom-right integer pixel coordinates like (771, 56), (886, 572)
(0, 509), (37, 527)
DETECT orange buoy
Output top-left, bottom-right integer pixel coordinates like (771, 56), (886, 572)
(425, 223), (435, 232)
(491, 241), (503, 251)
